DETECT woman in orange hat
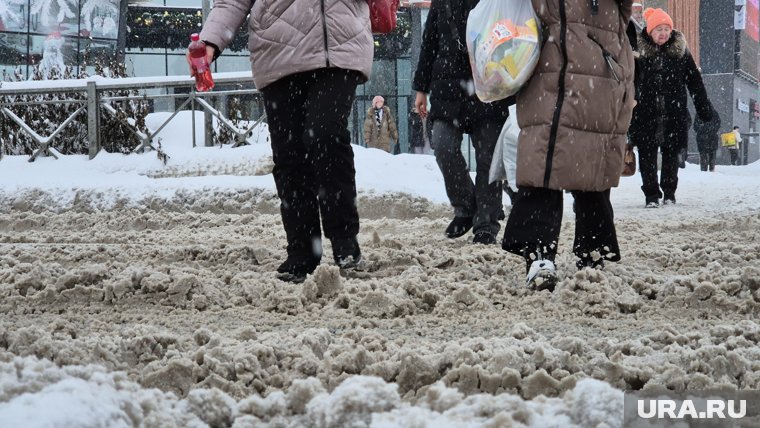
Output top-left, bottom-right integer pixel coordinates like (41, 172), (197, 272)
(628, 8), (713, 208)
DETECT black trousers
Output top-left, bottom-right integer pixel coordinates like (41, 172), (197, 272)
(261, 68), (361, 259)
(699, 150), (716, 171)
(502, 187), (620, 264)
(432, 120), (503, 235)
(729, 148), (739, 165)
(638, 145), (679, 201)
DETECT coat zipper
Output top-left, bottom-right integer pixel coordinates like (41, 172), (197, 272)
(544, 0), (568, 188)
(588, 36), (620, 82)
(320, 0), (330, 67)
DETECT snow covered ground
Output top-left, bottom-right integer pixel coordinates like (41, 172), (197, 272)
(1, 111), (759, 427)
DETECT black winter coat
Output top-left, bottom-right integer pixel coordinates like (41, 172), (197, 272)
(412, 0), (510, 133)
(629, 29), (712, 151)
(693, 107), (721, 153)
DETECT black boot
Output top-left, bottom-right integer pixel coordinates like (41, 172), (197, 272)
(445, 216), (473, 239)
(472, 231), (497, 245)
(276, 255), (320, 283)
(575, 257), (604, 271)
(332, 236), (363, 269)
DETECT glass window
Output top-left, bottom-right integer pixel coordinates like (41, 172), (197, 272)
(0, 0), (29, 33)
(141, 0), (204, 7)
(214, 55), (250, 74)
(0, 32), (27, 66)
(167, 51), (190, 76)
(126, 51), (167, 77)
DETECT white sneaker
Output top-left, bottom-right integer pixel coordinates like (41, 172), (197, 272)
(526, 260), (558, 292)
(645, 201), (659, 208)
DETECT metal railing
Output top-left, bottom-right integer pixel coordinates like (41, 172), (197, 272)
(0, 71), (263, 162)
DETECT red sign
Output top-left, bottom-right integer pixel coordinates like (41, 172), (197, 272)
(749, 0), (759, 42)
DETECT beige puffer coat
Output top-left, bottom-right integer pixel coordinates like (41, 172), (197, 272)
(363, 106), (399, 152)
(200, 0), (374, 90)
(515, 0), (636, 191)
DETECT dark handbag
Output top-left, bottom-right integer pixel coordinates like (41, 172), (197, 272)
(622, 144), (636, 177)
(369, 0), (399, 34)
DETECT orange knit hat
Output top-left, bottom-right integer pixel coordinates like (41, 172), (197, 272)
(643, 8), (673, 34)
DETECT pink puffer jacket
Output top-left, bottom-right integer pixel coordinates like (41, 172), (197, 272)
(200, 0), (374, 89)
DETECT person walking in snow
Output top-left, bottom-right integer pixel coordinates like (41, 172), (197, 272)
(363, 96), (399, 153)
(501, 0), (636, 291)
(413, 0), (511, 245)
(694, 106), (721, 172)
(722, 125), (742, 166)
(628, 8), (713, 208)
(192, 0), (373, 283)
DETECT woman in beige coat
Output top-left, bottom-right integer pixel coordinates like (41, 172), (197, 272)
(501, 0), (636, 291)
(192, 0), (374, 283)
(363, 96), (399, 153)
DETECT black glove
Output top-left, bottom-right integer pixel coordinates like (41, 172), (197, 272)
(698, 109), (712, 123)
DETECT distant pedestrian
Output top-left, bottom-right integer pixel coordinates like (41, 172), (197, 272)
(694, 106), (720, 172)
(721, 126), (742, 165)
(363, 96), (399, 153)
(628, 8), (713, 207)
(501, 0), (636, 291)
(631, 2), (644, 27)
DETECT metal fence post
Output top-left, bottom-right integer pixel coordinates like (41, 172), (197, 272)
(191, 92), (197, 148)
(205, 96), (214, 147)
(87, 81), (101, 159)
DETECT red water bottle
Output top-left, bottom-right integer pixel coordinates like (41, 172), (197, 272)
(188, 33), (214, 91)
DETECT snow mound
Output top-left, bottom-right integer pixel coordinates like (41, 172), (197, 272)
(0, 356), (628, 427)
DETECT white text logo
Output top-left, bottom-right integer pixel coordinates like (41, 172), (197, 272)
(637, 399), (747, 419)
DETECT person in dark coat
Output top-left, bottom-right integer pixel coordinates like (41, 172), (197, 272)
(413, 0), (511, 245)
(694, 107), (721, 172)
(628, 8), (713, 207)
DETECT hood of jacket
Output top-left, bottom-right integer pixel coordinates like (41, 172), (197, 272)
(638, 29), (687, 60)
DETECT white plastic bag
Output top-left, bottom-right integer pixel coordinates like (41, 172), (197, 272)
(489, 105), (519, 192)
(466, 0), (541, 102)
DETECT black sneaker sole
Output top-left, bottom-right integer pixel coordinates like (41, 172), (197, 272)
(276, 272), (308, 283)
(528, 272), (557, 292)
